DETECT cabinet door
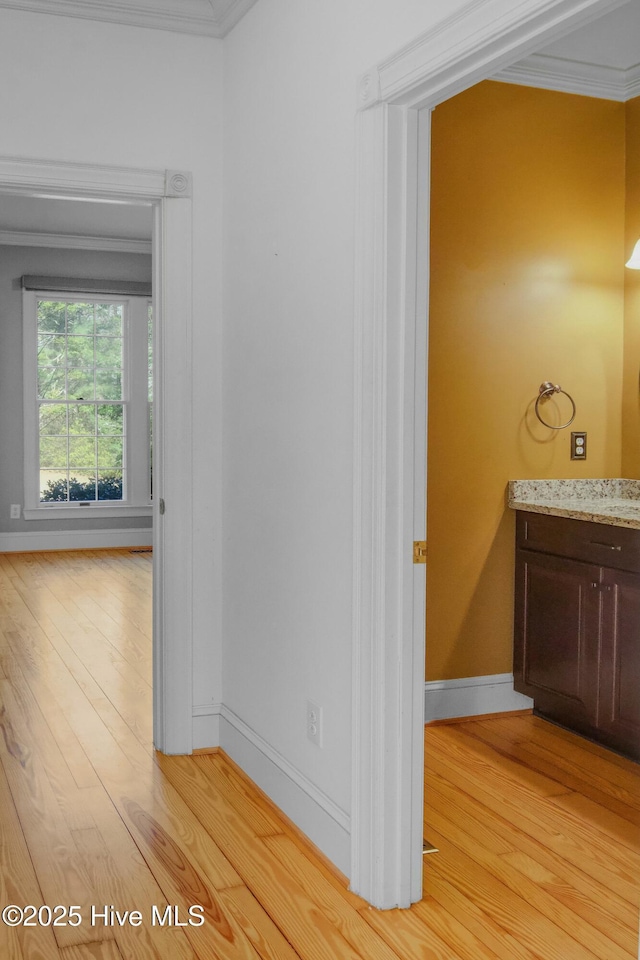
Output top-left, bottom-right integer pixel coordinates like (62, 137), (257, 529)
(514, 550), (601, 733)
(599, 568), (640, 761)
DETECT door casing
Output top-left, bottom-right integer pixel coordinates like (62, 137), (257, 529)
(350, 0), (630, 909)
(0, 158), (194, 756)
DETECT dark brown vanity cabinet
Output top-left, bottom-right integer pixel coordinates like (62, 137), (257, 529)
(514, 511), (640, 762)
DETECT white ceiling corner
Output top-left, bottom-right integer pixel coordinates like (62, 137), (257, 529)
(0, 0), (259, 38)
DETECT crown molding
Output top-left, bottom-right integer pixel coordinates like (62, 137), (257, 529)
(494, 53), (640, 101)
(356, 0), (628, 110)
(0, 228), (152, 253)
(0, 0), (258, 38)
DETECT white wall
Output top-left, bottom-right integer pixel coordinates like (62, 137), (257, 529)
(0, 8), (224, 714)
(222, 0), (471, 865)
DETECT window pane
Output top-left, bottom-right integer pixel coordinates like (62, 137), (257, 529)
(33, 297), (132, 509)
(68, 437), (96, 470)
(68, 404), (96, 435)
(69, 476), (97, 501)
(66, 369), (95, 401)
(66, 302), (94, 335)
(66, 336), (94, 367)
(97, 404), (123, 435)
(38, 366), (65, 400)
(97, 471), (123, 501)
(95, 303), (123, 336)
(40, 436), (67, 469)
(37, 300), (66, 334)
(94, 336), (122, 367)
(38, 334), (66, 366)
(39, 404), (67, 435)
(95, 368), (122, 400)
(40, 470), (68, 502)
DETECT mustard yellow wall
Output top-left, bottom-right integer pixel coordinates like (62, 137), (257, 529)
(426, 81), (625, 682)
(622, 97), (640, 478)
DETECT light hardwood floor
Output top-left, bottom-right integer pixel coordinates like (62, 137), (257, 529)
(0, 548), (637, 960)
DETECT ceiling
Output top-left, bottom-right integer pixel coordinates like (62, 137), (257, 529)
(0, 0), (259, 38)
(0, 0), (638, 245)
(495, 1), (640, 101)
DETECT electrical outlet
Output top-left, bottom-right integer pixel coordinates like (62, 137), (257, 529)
(306, 700), (323, 747)
(571, 431), (587, 460)
(9, 504), (20, 519)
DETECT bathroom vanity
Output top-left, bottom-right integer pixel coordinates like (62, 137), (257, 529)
(509, 480), (640, 762)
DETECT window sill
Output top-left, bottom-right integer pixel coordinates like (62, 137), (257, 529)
(23, 504), (153, 521)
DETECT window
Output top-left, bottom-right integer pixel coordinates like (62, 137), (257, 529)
(23, 287), (152, 520)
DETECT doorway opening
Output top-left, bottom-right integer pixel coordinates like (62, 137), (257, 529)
(351, 0), (632, 912)
(0, 155), (194, 756)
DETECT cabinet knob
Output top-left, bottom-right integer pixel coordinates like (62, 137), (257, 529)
(591, 582), (598, 588)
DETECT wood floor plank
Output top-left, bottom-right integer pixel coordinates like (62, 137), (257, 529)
(0, 680), (110, 949)
(530, 715), (637, 772)
(425, 798), (631, 959)
(69, 822), (197, 960)
(60, 942), (124, 960)
(2, 549), (638, 960)
(261, 835), (402, 960)
(424, 726), (640, 907)
(362, 897), (501, 960)
(212, 753), (366, 911)
(425, 775), (638, 953)
(0, 751), (59, 960)
(463, 719), (640, 825)
(159, 755), (398, 960)
(469, 720), (640, 808)
(216, 886), (301, 960)
(420, 867), (540, 960)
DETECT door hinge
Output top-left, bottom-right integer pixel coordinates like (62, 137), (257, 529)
(159, 498), (166, 515)
(413, 541), (427, 564)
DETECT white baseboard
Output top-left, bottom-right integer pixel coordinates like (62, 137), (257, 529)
(424, 673), (533, 723)
(0, 528), (152, 552)
(192, 703), (221, 750)
(218, 705), (350, 877)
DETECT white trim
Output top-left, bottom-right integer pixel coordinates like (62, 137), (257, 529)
(0, 229), (152, 254)
(192, 703), (221, 750)
(424, 674), (534, 723)
(151, 194), (194, 756)
(357, 0), (629, 110)
(0, 157), (166, 199)
(0, 527), (151, 552)
(219, 705), (350, 876)
(352, 0), (627, 912)
(23, 506), (152, 520)
(0, 0), (257, 38)
(494, 54), (640, 101)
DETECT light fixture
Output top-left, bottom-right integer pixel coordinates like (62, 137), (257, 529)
(625, 239), (640, 269)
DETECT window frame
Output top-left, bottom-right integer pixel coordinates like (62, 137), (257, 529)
(23, 288), (153, 520)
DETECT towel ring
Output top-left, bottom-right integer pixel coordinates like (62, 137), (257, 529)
(534, 381), (576, 430)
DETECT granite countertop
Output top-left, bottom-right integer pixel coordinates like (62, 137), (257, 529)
(508, 479), (640, 530)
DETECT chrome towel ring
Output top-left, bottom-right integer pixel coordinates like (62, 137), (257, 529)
(534, 381), (576, 430)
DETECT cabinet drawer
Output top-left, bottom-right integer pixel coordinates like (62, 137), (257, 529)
(516, 511), (640, 573)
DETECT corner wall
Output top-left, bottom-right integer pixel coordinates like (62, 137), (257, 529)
(427, 80), (625, 682)
(222, 0), (473, 869)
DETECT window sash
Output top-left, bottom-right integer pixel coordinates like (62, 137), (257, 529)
(23, 289), (152, 520)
